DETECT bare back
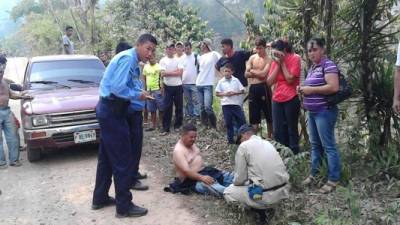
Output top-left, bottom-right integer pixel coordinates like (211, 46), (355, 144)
(0, 80), (10, 107)
(248, 54), (270, 85)
(173, 140), (204, 180)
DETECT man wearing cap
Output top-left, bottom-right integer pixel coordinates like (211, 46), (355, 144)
(393, 42), (400, 113)
(175, 42), (185, 61)
(0, 55), (32, 169)
(181, 41), (200, 120)
(196, 38), (221, 128)
(224, 124), (290, 223)
(160, 42), (184, 135)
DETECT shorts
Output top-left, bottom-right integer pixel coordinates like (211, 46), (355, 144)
(248, 83), (272, 124)
(146, 90), (165, 112)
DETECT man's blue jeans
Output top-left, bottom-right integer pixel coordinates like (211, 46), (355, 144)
(195, 172), (234, 197)
(183, 84), (200, 117)
(196, 85), (215, 115)
(0, 107), (19, 165)
(308, 107), (341, 182)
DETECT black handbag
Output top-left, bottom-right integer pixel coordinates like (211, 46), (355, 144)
(323, 68), (353, 107)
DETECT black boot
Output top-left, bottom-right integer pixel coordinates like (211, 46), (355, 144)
(253, 208), (275, 225)
(253, 209), (267, 225)
(200, 110), (208, 126)
(208, 113), (217, 129)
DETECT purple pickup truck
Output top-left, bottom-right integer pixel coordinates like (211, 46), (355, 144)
(21, 55), (105, 161)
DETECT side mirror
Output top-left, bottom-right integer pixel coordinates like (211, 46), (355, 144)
(10, 83), (23, 92)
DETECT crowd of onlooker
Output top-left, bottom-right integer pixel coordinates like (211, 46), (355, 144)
(90, 33), (349, 224)
(61, 26), (400, 223)
(127, 36), (343, 190)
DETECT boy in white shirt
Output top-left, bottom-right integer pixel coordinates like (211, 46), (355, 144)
(215, 63), (246, 144)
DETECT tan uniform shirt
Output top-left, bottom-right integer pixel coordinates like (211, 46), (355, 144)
(233, 135), (289, 188)
(224, 135), (290, 208)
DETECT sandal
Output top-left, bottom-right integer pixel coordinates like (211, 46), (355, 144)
(318, 181), (338, 194)
(301, 175), (315, 186)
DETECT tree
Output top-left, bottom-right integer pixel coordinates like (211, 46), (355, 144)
(337, 0), (399, 150)
(10, 0), (44, 22)
(181, 0), (264, 44)
(105, 0), (212, 45)
(19, 14), (62, 55)
(4, 0), (212, 56)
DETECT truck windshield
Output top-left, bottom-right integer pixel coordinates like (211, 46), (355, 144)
(29, 60), (104, 89)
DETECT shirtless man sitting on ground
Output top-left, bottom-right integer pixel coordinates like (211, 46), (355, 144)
(170, 123), (233, 197)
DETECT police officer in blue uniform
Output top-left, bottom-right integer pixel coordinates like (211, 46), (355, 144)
(91, 34), (157, 218)
(114, 40), (149, 191)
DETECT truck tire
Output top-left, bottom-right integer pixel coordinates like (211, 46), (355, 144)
(27, 146), (42, 162)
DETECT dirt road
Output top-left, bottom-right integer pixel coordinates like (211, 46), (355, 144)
(0, 145), (206, 225)
(0, 98), (206, 225)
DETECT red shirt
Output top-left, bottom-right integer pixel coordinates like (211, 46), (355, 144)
(268, 53), (301, 102)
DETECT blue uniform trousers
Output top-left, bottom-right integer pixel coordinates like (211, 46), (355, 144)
(92, 99), (134, 214)
(127, 110), (143, 183)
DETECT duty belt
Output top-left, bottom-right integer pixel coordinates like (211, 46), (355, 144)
(262, 183), (287, 192)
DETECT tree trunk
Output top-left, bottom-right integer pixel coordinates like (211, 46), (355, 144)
(359, 0), (378, 118)
(379, 114), (391, 147)
(319, 0), (326, 30)
(90, 0), (96, 47)
(69, 8), (85, 43)
(303, 0), (312, 68)
(324, 0), (333, 56)
(300, 0), (313, 146)
(46, 0), (64, 36)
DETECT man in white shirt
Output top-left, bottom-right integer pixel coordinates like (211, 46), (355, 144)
(160, 42), (184, 135)
(196, 38), (221, 128)
(393, 42), (400, 113)
(181, 42), (200, 120)
(62, 26), (74, 54)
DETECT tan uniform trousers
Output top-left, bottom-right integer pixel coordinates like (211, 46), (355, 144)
(223, 184), (290, 209)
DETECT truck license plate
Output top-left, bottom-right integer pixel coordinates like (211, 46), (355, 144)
(74, 130), (96, 143)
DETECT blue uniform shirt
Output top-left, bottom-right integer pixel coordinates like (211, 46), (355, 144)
(99, 48), (145, 111)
